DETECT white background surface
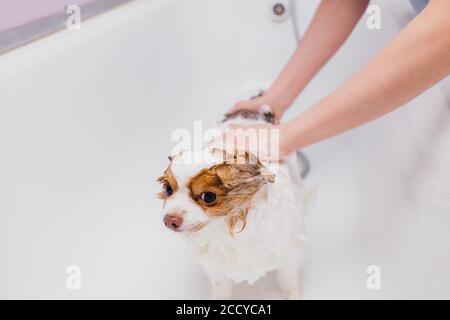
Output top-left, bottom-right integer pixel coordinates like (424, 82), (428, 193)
(0, 0), (449, 299)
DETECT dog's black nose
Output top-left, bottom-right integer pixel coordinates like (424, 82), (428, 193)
(163, 214), (183, 231)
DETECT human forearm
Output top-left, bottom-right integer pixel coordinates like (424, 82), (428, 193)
(268, 0), (369, 115)
(282, 0), (450, 151)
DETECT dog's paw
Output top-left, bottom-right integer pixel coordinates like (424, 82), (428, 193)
(209, 286), (232, 300)
(281, 288), (303, 300)
(209, 292), (232, 300)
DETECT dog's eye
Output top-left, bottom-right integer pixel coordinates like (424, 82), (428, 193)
(164, 184), (173, 196)
(201, 192), (217, 205)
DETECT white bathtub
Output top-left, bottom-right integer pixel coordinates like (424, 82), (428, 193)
(0, 0), (449, 299)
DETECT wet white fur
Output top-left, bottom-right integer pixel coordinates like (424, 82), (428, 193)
(163, 109), (312, 299)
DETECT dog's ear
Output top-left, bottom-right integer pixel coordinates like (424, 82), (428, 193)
(229, 150), (275, 183)
(208, 150), (274, 235)
(212, 149), (275, 190)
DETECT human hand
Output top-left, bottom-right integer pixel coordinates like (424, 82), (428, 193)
(227, 89), (292, 120)
(210, 123), (293, 163)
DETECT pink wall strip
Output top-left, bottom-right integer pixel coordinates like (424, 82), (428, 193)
(0, 0), (94, 31)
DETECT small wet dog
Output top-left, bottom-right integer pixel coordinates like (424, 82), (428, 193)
(157, 107), (311, 299)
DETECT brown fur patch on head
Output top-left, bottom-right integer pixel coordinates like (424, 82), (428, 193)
(188, 150), (274, 234)
(212, 149), (275, 183)
(157, 166), (178, 200)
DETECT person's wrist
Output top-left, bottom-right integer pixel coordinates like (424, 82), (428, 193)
(279, 123), (296, 158)
(264, 88), (295, 118)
